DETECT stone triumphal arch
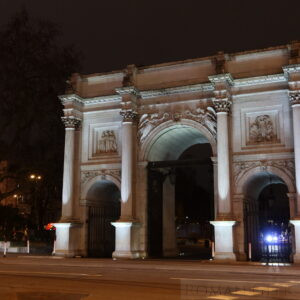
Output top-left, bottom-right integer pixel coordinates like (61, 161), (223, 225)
(54, 42), (300, 262)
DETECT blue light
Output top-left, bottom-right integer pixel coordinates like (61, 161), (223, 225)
(265, 233), (278, 243)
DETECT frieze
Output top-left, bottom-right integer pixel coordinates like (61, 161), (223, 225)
(81, 169), (121, 185)
(233, 159), (295, 182)
(138, 107), (217, 143)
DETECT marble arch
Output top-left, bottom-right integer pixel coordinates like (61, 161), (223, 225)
(55, 42), (300, 262)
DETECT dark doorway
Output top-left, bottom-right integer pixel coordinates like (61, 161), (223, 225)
(147, 143), (214, 259)
(245, 175), (292, 263)
(87, 180), (120, 257)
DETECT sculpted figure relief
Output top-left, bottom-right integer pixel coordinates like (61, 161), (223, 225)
(138, 107), (217, 143)
(97, 130), (118, 154)
(249, 115), (275, 144)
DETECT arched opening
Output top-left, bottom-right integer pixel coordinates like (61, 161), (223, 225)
(244, 172), (292, 262)
(86, 180), (120, 257)
(146, 124), (214, 259)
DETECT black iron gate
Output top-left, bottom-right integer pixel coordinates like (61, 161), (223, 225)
(244, 200), (292, 263)
(147, 169), (164, 257)
(258, 224), (292, 263)
(88, 204), (120, 257)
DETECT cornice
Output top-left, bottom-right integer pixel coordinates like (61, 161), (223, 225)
(59, 73), (289, 107)
(59, 93), (121, 106)
(115, 86), (140, 96)
(59, 94), (83, 106)
(283, 64), (300, 77)
(234, 74), (286, 87)
(140, 83), (213, 99)
(208, 73), (234, 85)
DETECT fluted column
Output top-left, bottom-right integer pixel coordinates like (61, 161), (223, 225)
(209, 74), (236, 260)
(60, 116), (81, 221)
(283, 64), (300, 262)
(119, 110), (136, 220)
(112, 84), (140, 259)
(290, 91), (300, 216)
(54, 115), (81, 257)
(213, 99), (232, 217)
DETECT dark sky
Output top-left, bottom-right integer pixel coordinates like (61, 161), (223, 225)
(1, 0), (300, 74)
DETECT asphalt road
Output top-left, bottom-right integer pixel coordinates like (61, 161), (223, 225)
(0, 256), (300, 299)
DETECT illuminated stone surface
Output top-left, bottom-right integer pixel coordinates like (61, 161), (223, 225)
(57, 42), (300, 261)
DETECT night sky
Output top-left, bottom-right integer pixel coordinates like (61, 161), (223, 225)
(1, 0), (300, 74)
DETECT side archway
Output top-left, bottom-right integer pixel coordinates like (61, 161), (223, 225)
(85, 179), (121, 257)
(236, 166), (294, 262)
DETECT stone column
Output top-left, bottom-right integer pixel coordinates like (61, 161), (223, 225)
(112, 85), (140, 259)
(54, 115), (81, 257)
(284, 64), (300, 263)
(209, 74), (236, 260)
(290, 91), (300, 216)
(61, 116), (81, 221)
(289, 90), (300, 263)
(213, 99), (232, 216)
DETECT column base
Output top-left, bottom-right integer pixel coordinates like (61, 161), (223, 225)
(290, 220), (300, 263)
(112, 250), (140, 259)
(210, 220), (237, 261)
(214, 252), (237, 260)
(111, 221), (141, 259)
(53, 221), (82, 257)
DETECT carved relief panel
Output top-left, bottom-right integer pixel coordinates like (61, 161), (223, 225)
(241, 106), (283, 149)
(248, 114), (277, 144)
(88, 124), (120, 159)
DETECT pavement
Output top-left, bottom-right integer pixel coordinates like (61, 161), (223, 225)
(0, 255), (300, 299)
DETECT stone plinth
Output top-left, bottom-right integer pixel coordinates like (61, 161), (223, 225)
(53, 222), (82, 257)
(111, 221), (140, 259)
(210, 221), (236, 260)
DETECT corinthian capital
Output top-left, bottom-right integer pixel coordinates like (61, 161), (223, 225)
(213, 98), (232, 113)
(289, 90), (300, 106)
(120, 109), (137, 122)
(61, 116), (81, 129)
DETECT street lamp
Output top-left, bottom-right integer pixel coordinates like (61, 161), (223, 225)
(29, 174), (42, 180)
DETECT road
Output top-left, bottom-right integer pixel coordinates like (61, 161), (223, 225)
(0, 256), (300, 299)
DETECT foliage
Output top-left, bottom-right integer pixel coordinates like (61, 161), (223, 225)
(0, 9), (82, 226)
(0, 206), (26, 240)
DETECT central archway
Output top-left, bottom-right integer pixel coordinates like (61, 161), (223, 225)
(145, 122), (215, 259)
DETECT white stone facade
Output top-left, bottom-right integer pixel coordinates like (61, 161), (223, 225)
(55, 42), (300, 262)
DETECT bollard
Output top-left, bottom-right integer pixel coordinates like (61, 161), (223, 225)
(248, 242), (252, 261)
(3, 242), (7, 258)
(27, 240), (30, 254)
(52, 240), (56, 255)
